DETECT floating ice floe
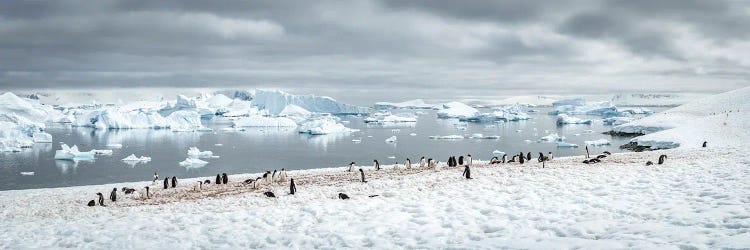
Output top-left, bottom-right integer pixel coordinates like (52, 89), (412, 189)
(409, 133), (417, 136)
(556, 114), (593, 125)
(585, 139), (611, 146)
(387, 156), (396, 159)
(91, 149), (113, 155)
(122, 154), (151, 162)
(187, 147), (213, 158)
(20, 172), (34, 176)
(179, 157), (209, 168)
(492, 150), (505, 157)
(54, 144), (96, 160)
(428, 135), (464, 140)
(106, 143), (123, 149)
(214, 144), (223, 146)
(364, 114), (417, 124)
(352, 138), (362, 143)
(469, 134), (500, 139)
(466, 104), (530, 122)
(385, 136), (398, 143)
(540, 133), (564, 142)
(298, 117), (358, 135)
(436, 102), (480, 119)
(557, 142), (580, 148)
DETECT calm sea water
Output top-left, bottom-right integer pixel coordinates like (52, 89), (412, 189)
(0, 108), (660, 191)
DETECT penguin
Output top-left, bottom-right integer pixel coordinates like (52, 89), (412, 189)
(420, 157), (426, 168)
(244, 178), (254, 184)
(427, 158), (434, 168)
(596, 154), (607, 159)
(97, 193), (105, 206)
(585, 146), (590, 159)
(197, 181), (203, 190)
(272, 170), (278, 182)
(405, 158), (411, 169)
(702, 141), (707, 148)
(348, 162), (356, 172)
(451, 156), (457, 167)
(490, 157), (500, 164)
(538, 152), (544, 162)
(462, 165), (472, 179)
(278, 169), (287, 182)
(87, 200), (95, 206)
(204, 180), (211, 184)
(583, 159), (589, 164)
(359, 168), (367, 183)
(548, 152), (554, 161)
(216, 174), (221, 185)
(152, 171), (159, 184)
(526, 152), (531, 161)
(253, 177), (262, 189)
(144, 186), (150, 199)
(222, 173), (228, 184)
(110, 188), (117, 202)
(658, 154), (667, 165)
(122, 187), (136, 194)
(374, 160), (380, 171)
(519, 153), (525, 164)
(467, 154), (472, 166)
(646, 161), (654, 166)
(458, 156), (464, 166)
(262, 172), (269, 184)
(508, 155), (517, 163)
(289, 178), (296, 195)
(264, 191), (276, 198)
(264, 171), (272, 184)
(502, 154), (508, 163)
(163, 177), (169, 189)
(338, 193), (350, 200)
(171, 176), (177, 188)
(602, 151), (611, 155)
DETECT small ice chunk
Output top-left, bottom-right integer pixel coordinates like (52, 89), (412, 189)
(387, 156), (396, 159)
(409, 133), (417, 136)
(492, 150), (505, 157)
(428, 135), (464, 140)
(91, 149), (113, 155)
(585, 139), (611, 146)
(352, 139), (362, 143)
(557, 142), (580, 148)
(106, 143), (123, 149)
(385, 136), (398, 143)
(179, 157), (208, 168)
(214, 144), (223, 146)
(187, 147), (213, 158)
(122, 154), (151, 162)
(20, 172), (35, 176)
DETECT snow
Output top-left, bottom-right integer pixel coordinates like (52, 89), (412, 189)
(122, 154), (151, 163)
(550, 99), (618, 117)
(253, 90), (369, 115)
(232, 115), (298, 128)
(374, 99), (432, 109)
(278, 104), (312, 118)
(53, 144), (96, 160)
(428, 135), (464, 140)
(2, 146), (748, 248)
(0, 92), (66, 151)
(187, 147), (214, 159)
(584, 139), (611, 146)
(178, 157), (209, 168)
(205, 94), (234, 108)
(556, 114), (593, 125)
(613, 86), (750, 149)
(610, 93), (700, 107)
(436, 102), (480, 119)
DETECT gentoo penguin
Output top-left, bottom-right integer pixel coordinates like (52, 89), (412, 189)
(171, 176), (177, 188)
(338, 193), (350, 200)
(264, 191), (276, 198)
(96, 193), (105, 206)
(462, 165), (472, 179)
(253, 177), (262, 189)
(458, 156), (464, 166)
(502, 154), (508, 163)
(264, 171), (272, 184)
(348, 162), (356, 172)
(359, 168), (367, 183)
(122, 187), (136, 194)
(374, 160), (380, 171)
(703, 141), (707, 148)
(538, 152), (545, 162)
(289, 178), (296, 195)
(658, 155), (667, 165)
(467, 154), (472, 166)
(153, 171), (159, 184)
(110, 188), (117, 202)
(197, 181), (203, 190)
(585, 146), (590, 159)
(163, 177), (169, 189)
(144, 186), (150, 199)
(87, 200), (95, 206)
(216, 174), (221, 185)
(244, 178), (254, 184)
(222, 173), (228, 184)
(278, 169), (287, 182)
(405, 158), (411, 169)
(519, 153), (525, 164)
(646, 161), (654, 166)
(526, 152), (531, 161)
(420, 157), (426, 168)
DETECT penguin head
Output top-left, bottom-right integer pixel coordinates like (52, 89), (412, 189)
(112, 188), (117, 191)
(96, 192), (102, 196)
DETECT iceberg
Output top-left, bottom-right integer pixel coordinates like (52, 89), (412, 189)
(159, 94), (215, 118)
(32, 132), (52, 143)
(540, 133), (564, 142)
(187, 147), (213, 158)
(556, 142), (579, 148)
(374, 99), (432, 109)
(556, 114), (593, 125)
(298, 117), (358, 135)
(467, 104), (530, 122)
(603, 117), (635, 126)
(179, 157), (209, 168)
(469, 134), (500, 139)
(492, 150), (505, 157)
(253, 90), (369, 115)
(364, 113), (417, 124)
(20, 171), (35, 176)
(585, 139), (611, 146)
(54, 144), (95, 160)
(549, 99), (618, 117)
(436, 102), (480, 119)
(232, 115), (298, 128)
(106, 143), (123, 149)
(122, 154), (151, 162)
(278, 104), (312, 119)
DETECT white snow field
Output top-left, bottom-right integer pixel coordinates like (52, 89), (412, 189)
(1, 147), (749, 249)
(614, 86), (750, 150)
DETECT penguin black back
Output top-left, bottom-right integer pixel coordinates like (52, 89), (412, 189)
(290, 178), (296, 195)
(658, 155), (667, 165)
(359, 168), (367, 183)
(526, 152), (531, 161)
(222, 173), (228, 184)
(458, 156), (464, 165)
(97, 193), (105, 206)
(110, 188), (117, 202)
(216, 174), (221, 184)
(163, 177), (168, 189)
(263, 191), (276, 198)
(338, 193), (350, 200)
(702, 141), (707, 148)
(171, 176), (177, 188)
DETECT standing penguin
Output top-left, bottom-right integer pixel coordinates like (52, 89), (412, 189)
(278, 169), (287, 182)
(458, 156), (464, 166)
(348, 162), (356, 172)
(163, 177), (169, 189)
(405, 158), (411, 169)
(216, 174), (221, 185)
(526, 152), (531, 161)
(222, 173), (228, 184)
(289, 178), (297, 195)
(466, 154), (472, 166)
(658, 155), (667, 165)
(144, 186), (150, 199)
(585, 146), (590, 159)
(171, 176), (177, 188)
(519, 152), (525, 164)
(253, 177), (262, 189)
(502, 154), (508, 163)
(264, 171), (273, 184)
(197, 181), (203, 191)
(152, 171), (159, 184)
(462, 165), (472, 179)
(110, 188), (117, 202)
(420, 157), (426, 168)
(702, 141), (707, 148)
(374, 160), (380, 171)
(96, 193), (105, 206)
(538, 152), (544, 162)
(272, 170), (278, 182)
(359, 168), (367, 183)
(548, 152), (554, 161)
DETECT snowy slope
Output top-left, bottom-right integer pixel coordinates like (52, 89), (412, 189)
(253, 90), (370, 115)
(1, 146), (748, 248)
(610, 93), (702, 107)
(613, 87), (749, 149)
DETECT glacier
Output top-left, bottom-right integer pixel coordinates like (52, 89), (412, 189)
(253, 90), (369, 115)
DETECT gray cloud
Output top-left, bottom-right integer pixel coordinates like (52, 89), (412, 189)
(0, 0), (748, 105)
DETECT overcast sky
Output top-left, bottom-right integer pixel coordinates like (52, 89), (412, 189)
(1, 0), (749, 103)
